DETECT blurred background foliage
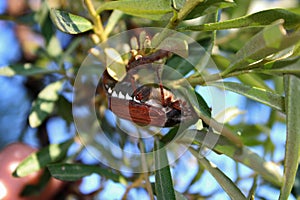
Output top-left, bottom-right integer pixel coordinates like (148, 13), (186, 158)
(0, 0), (300, 199)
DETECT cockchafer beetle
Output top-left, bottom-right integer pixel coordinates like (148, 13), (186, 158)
(101, 47), (198, 127)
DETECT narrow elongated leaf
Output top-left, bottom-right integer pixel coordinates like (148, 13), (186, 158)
(29, 81), (63, 128)
(0, 64), (53, 77)
(257, 56), (300, 78)
(238, 74), (272, 91)
(212, 55), (272, 90)
(154, 140), (176, 200)
(104, 10), (123, 36)
(214, 107), (245, 124)
(47, 163), (123, 182)
(50, 9), (93, 34)
(280, 75), (300, 199)
(13, 139), (74, 177)
(36, 2), (55, 44)
(181, 129), (283, 186)
(185, 0), (235, 20)
(208, 82), (285, 112)
(189, 148), (247, 200)
(105, 48), (127, 81)
(96, 0), (173, 21)
(224, 22), (300, 74)
(182, 8), (300, 30)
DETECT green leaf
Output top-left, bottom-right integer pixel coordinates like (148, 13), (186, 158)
(96, 0), (173, 21)
(208, 82), (285, 112)
(0, 63), (54, 77)
(13, 139), (74, 177)
(154, 139), (176, 200)
(35, 2), (55, 44)
(224, 22), (300, 74)
(189, 148), (247, 200)
(47, 163), (124, 182)
(182, 8), (300, 30)
(29, 81), (63, 128)
(166, 55), (194, 76)
(50, 9), (93, 34)
(226, 0), (251, 18)
(185, 0), (235, 20)
(103, 10), (123, 36)
(214, 107), (245, 124)
(195, 91), (212, 118)
(104, 48), (127, 81)
(212, 55), (273, 91)
(46, 36), (63, 57)
(237, 74), (273, 91)
(280, 75), (300, 199)
(56, 95), (73, 125)
(256, 56), (300, 78)
(182, 129), (283, 186)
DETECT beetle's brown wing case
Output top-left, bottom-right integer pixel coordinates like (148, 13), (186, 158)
(109, 97), (168, 127)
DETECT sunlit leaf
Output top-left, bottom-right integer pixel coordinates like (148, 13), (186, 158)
(50, 9), (93, 34)
(154, 140), (176, 200)
(0, 63), (53, 77)
(257, 56), (300, 78)
(212, 55), (272, 91)
(104, 10), (123, 36)
(104, 48), (127, 81)
(48, 163), (124, 182)
(171, 0), (185, 11)
(280, 75), (300, 199)
(224, 22), (300, 74)
(182, 129), (283, 186)
(96, 0), (173, 21)
(209, 82), (285, 112)
(189, 148), (247, 200)
(13, 139), (74, 177)
(46, 36), (62, 57)
(182, 8), (300, 30)
(214, 107), (245, 124)
(29, 81), (63, 128)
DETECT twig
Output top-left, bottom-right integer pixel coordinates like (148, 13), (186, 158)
(84, 0), (106, 42)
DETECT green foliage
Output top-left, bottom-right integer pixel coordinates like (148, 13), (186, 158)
(29, 81), (64, 128)
(13, 139), (74, 177)
(1, 0), (300, 199)
(48, 163), (124, 182)
(154, 140), (176, 200)
(96, 0), (173, 21)
(50, 9), (93, 34)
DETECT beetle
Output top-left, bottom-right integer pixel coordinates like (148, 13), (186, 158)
(101, 49), (197, 127)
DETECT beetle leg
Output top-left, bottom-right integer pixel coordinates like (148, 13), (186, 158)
(135, 86), (151, 102)
(171, 100), (182, 110)
(156, 65), (167, 107)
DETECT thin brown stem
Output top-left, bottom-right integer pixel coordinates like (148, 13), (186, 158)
(121, 174), (144, 200)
